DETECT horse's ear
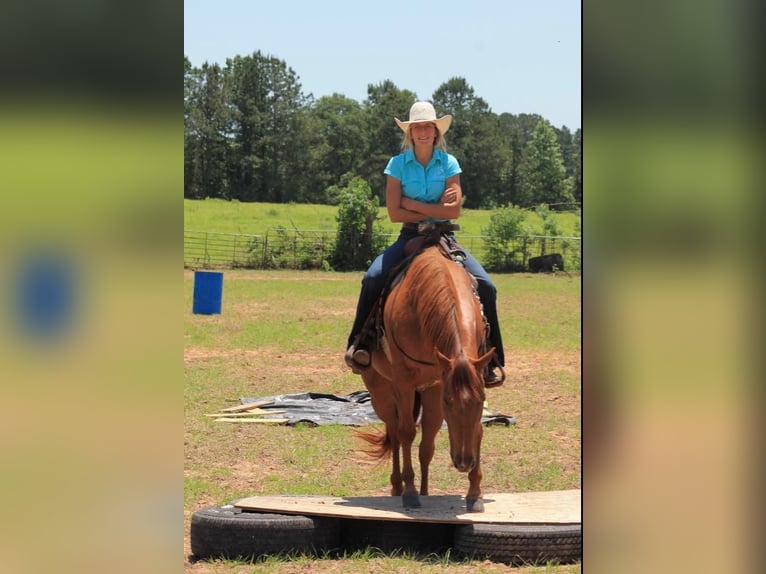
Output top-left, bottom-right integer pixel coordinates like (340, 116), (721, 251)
(435, 348), (452, 374)
(474, 347), (496, 372)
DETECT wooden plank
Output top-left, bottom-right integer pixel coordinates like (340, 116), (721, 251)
(220, 400), (274, 413)
(205, 410), (286, 417)
(215, 417), (289, 424)
(235, 490), (580, 524)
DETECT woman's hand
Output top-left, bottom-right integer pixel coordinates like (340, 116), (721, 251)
(440, 185), (459, 206)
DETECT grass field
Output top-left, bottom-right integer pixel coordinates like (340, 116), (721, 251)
(184, 268), (581, 572)
(184, 198), (581, 238)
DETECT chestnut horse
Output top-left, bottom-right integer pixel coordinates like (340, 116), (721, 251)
(357, 245), (495, 512)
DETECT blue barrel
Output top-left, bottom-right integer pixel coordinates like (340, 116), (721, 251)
(193, 271), (223, 314)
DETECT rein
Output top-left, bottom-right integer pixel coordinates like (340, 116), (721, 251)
(387, 277), (436, 367)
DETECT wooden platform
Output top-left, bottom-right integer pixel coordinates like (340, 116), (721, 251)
(236, 489), (580, 525)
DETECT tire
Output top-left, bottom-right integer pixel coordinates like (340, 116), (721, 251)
(341, 518), (455, 554)
(190, 504), (341, 560)
(453, 523), (582, 565)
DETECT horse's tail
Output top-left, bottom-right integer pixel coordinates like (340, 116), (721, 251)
(413, 391), (422, 425)
(354, 427), (392, 460)
(354, 393), (421, 460)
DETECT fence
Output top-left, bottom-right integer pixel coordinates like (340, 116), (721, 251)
(184, 229), (581, 272)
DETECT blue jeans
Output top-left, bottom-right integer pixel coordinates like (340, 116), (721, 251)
(347, 227), (505, 367)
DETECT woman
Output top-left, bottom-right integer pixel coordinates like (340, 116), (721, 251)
(345, 101), (505, 386)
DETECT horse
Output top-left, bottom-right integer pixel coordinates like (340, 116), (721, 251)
(356, 243), (495, 512)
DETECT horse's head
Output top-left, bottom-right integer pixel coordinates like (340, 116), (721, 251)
(435, 347), (495, 472)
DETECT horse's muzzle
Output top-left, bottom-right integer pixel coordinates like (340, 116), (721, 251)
(451, 454), (476, 473)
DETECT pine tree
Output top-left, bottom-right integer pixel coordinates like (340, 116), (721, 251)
(519, 120), (575, 209)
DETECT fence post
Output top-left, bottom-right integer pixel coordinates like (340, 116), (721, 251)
(522, 236), (528, 268)
(262, 230), (269, 268)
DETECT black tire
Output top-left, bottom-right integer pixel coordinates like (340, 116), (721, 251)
(453, 523), (582, 565)
(190, 504), (341, 560)
(341, 518), (455, 554)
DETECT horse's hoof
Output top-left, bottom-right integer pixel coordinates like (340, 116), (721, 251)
(466, 497), (485, 513)
(402, 493), (421, 508)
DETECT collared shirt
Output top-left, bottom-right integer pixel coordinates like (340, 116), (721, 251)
(383, 148), (462, 205)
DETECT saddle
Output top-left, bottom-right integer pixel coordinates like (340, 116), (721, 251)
(401, 222), (466, 260)
(358, 222), (485, 360)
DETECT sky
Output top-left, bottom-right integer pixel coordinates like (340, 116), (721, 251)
(184, 0), (581, 130)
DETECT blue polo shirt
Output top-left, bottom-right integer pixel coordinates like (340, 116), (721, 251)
(384, 149), (462, 221)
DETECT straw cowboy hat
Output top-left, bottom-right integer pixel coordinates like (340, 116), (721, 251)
(394, 101), (452, 135)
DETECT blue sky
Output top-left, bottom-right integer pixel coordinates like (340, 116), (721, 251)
(184, 0), (581, 130)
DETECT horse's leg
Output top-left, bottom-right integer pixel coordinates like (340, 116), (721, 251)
(393, 386), (420, 508)
(389, 426), (403, 496)
(374, 396), (403, 496)
(417, 386), (443, 496)
(466, 435), (485, 512)
(362, 368), (402, 496)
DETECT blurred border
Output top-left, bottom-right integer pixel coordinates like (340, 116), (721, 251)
(3, 0), (764, 572)
(0, 2), (182, 574)
(584, 1), (762, 573)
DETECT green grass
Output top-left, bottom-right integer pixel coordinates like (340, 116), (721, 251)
(183, 271), (580, 354)
(184, 268), (580, 573)
(204, 549), (579, 573)
(184, 198), (581, 237)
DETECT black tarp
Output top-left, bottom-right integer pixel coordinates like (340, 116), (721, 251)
(240, 390), (516, 427)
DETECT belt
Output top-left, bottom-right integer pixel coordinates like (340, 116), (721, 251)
(402, 222), (461, 233)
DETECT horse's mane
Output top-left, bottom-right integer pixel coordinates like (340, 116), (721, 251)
(407, 249), (483, 397)
(407, 250), (461, 356)
(407, 249), (484, 400)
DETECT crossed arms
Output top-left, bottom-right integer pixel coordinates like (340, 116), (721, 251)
(385, 174), (462, 223)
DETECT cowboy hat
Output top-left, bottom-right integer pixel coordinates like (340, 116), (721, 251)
(394, 101), (452, 135)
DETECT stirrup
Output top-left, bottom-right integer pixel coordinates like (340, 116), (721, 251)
(345, 344), (371, 374)
(484, 364), (506, 388)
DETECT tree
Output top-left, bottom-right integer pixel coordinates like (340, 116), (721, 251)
(184, 60), (232, 199)
(555, 126), (574, 179)
(182, 52), (579, 210)
(518, 120), (575, 209)
(330, 177), (388, 271)
(360, 81), (417, 201)
(496, 113), (524, 207)
(514, 113), (546, 143)
(482, 204), (529, 272)
(571, 128), (582, 205)
(305, 94), (368, 203)
(184, 56), (200, 198)
(433, 77), (506, 208)
(225, 51), (309, 202)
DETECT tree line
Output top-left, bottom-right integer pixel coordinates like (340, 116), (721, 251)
(184, 51), (581, 211)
